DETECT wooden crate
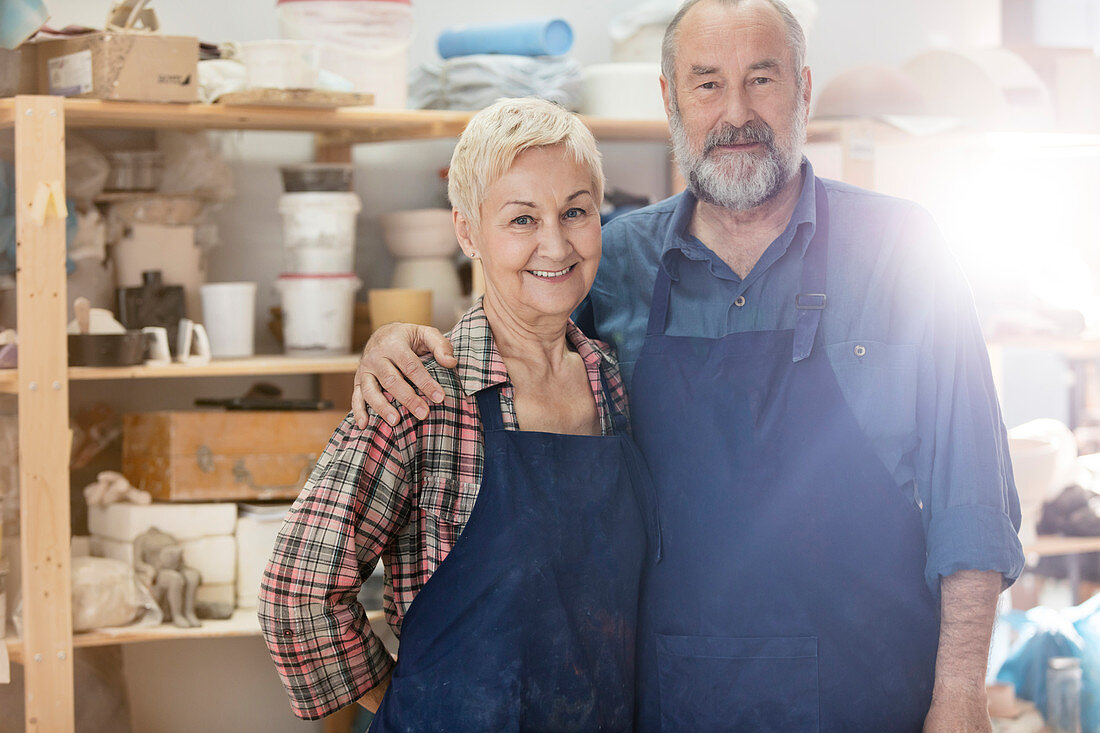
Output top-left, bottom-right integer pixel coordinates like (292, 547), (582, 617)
(122, 410), (345, 501)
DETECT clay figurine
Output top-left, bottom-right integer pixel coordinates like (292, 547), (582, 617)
(83, 470), (152, 506)
(133, 527), (201, 628)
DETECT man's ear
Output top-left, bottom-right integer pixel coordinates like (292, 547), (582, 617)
(660, 74), (674, 121)
(801, 66), (812, 123)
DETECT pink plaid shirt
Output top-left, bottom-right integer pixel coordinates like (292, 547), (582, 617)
(258, 301), (629, 720)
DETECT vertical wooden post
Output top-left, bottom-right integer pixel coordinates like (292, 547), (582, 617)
(15, 95), (74, 733)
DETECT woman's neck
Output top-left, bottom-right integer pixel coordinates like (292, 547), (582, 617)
(482, 293), (573, 379)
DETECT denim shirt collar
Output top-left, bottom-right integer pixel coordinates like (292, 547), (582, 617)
(661, 157), (818, 282)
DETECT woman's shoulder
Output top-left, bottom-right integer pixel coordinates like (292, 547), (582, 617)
(419, 353), (466, 399)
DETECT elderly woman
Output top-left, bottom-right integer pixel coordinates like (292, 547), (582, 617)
(259, 98), (654, 732)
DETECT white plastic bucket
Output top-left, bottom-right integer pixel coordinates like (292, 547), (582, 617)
(241, 40), (322, 90)
(275, 274), (362, 355)
(277, 0), (414, 108)
(279, 192), (362, 274)
(200, 282), (257, 358)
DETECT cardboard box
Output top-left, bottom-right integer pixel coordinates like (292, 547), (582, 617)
(123, 410), (344, 501)
(0, 45), (39, 97)
(34, 32), (197, 102)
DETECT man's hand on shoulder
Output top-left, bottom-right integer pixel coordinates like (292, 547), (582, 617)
(352, 323), (457, 428)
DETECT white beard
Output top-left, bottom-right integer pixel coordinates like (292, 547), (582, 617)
(671, 99), (806, 211)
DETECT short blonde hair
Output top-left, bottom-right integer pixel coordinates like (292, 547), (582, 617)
(448, 98), (605, 232)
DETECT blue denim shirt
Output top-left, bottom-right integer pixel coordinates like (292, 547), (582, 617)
(579, 159), (1024, 593)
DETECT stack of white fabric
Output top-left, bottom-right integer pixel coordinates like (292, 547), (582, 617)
(409, 55), (583, 111)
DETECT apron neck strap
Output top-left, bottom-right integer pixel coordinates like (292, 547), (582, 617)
(646, 260), (675, 337)
(474, 372), (629, 435)
(600, 372), (630, 436)
(792, 178), (830, 363)
(475, 385), (506, 432)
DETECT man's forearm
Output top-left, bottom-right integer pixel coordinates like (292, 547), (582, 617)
(935, 569), (1001, 689)
(924, 569), (1002, 731)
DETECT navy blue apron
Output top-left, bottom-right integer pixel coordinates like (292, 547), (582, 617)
(371, 377), (655, 732)
(631, 180), (941, 731)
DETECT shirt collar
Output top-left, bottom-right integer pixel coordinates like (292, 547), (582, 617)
(451, 299), (617, 397)
(661, 157), (819, 278)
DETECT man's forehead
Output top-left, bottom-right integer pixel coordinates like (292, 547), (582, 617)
(675, 1), (792, 69)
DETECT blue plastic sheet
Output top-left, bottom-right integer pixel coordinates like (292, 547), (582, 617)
(997, 593), (1100, 731)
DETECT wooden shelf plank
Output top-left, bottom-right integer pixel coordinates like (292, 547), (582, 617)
(987, 336), (1100, 361)
(0, 98), (671, 142)
(1024, 535), (1100, 558)
(67, 354), (360, 381)
(0, 97), (900, 147)
(1, 356), (360, 385)
(6, 609), (384, 663)
(2, 356), (359, 388)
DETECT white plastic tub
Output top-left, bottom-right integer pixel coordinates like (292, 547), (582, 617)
(275, 273), (362, 355)
(279, 191), (362, 273)
(277, 0), (414, 108)
(241, 40), (322, 91)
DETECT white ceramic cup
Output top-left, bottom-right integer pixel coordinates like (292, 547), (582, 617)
(200, 282), (257, 358)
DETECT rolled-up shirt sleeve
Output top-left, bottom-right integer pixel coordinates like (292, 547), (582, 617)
(258, 412), (413, 720)
(910, 206), (1026, 595)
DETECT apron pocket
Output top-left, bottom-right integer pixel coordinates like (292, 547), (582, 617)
(656, 634), (819, 732)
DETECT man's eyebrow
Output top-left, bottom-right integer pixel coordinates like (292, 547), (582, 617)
(748, 59), (782, 72)
(689, 64), (719, 76)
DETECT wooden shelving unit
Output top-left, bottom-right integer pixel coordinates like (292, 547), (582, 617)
(2, 96), (888, 732)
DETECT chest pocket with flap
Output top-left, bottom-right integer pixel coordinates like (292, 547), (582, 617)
(826, 340), (921, 484)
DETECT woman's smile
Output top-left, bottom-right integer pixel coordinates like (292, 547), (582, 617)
(527, 263), (577, 280)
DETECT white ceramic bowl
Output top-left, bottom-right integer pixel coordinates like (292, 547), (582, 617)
(379, 208), (458, 259)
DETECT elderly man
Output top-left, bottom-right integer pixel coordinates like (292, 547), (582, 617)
(351, 0), (1024, 729)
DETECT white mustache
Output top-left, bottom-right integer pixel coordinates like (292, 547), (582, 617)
(703, 122), (774, 155)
